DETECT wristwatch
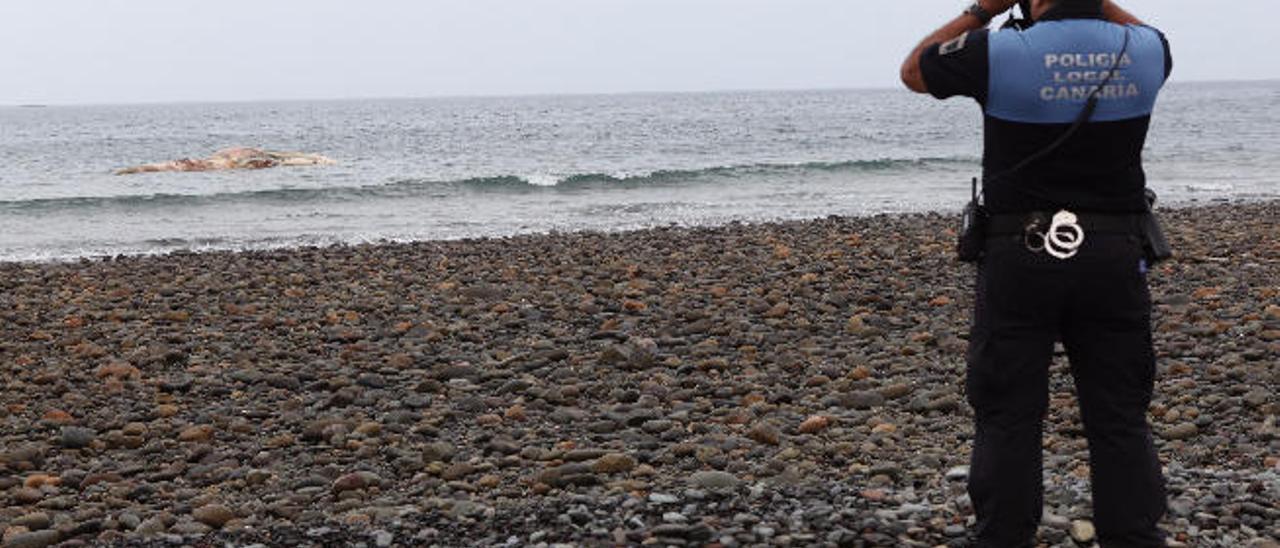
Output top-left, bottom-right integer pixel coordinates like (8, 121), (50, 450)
(965, 1), (994, 25)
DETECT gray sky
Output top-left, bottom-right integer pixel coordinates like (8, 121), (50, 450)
(1, 0), (1274, 105)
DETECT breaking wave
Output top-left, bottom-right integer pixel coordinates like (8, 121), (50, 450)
(0, 157), (976, 213)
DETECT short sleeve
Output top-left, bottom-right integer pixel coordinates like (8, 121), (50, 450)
(920, 29), (990, 104)
(1152, 27), (1173, 81)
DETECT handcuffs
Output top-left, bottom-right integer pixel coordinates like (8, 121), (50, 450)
(1023, 210), (1085, 259)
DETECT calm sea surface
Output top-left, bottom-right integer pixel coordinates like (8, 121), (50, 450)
(1, 81), (1276, 262)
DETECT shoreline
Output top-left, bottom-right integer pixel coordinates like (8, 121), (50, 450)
(1, 201), (1276, 546)
(4, 196), (1277, 267)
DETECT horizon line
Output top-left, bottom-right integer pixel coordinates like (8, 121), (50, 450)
(4, 77), (1277, 108)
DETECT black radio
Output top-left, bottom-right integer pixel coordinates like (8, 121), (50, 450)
(957, 177), (988, 263)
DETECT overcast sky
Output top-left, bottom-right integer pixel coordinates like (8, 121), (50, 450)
(1, 0), (1274, 105)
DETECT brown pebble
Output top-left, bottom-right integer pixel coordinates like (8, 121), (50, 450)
(332, 472), (374, 494)
(2, 526), (31, 545)
(846, 316), (871, 336)
(880, 383), (913, 399)
(872, 423), (898, 434)
(1265, 305), (1280, 320)
(13, 487), (43, 505)
(763, 302), (790, 318)
(192, 504), (235, 528)
(3, 529), (60, 548)
(354, 422), (382, 436)
(22, 475), (60, 489)
(1192, 286), (1220, 300)
(40, 410), (73, 425)
(441, 463), (477, 481)
(178, 425), (215, 442)
(804, 375), (831, 387)
(386, 353), (414, 368)
(343, 513), (372, 526)
(848, 365), (872, 380)
(80, 472), (122, 488)
(504, 405), (526, 421)
(1164, 422), (1198, 440)
(94, 361), (140, 381)
(591, 453), (637, 474)
(747, 423), (782, 445)
(266, 434), (296, 448)
(798, 415), (831, 434)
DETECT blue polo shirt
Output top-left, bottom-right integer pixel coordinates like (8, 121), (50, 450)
(920, 5), (1173, 214)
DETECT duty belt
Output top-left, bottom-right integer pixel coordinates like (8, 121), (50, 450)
(988, 211), (1143, 259)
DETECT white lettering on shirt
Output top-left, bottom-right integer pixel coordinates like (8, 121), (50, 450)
(1040, 50), (1139, 103)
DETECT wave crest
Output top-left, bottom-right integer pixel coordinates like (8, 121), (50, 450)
(0, 157), (977, 213)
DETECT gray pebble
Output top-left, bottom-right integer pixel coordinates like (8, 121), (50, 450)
(649, 493), (680, 504)
(690, 470), (742, 491)
(59, 426), (96, 449)
(2, 530), (61, 548)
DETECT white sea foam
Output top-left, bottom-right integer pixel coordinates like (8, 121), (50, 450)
(1184, 182), (1235, 192)
(524, 174), (563, 187)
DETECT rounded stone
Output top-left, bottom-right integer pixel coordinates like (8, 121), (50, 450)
(689, 471), (742, 491)
(13, 488), (44, 505)
(1070, 520), (1096, 543)
(2, 530), (61, 548)
(1164, 422), (1199, 440)
(192, 504), (235, 528)
(59, 426), (96, 449)
(10, 513), (51, 531)
(178, 425), (215, 443)
(591, 453), (637, 474)
(747, 423), (782, 446)
(798, 415), (831, 434)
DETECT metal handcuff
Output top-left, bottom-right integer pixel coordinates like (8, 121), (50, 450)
(1023, 210), (1085, 259)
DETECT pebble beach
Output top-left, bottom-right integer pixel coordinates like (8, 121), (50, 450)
(1, 202), (1277, 548)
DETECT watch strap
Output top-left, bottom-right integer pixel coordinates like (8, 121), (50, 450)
(965, 2), (994, 25)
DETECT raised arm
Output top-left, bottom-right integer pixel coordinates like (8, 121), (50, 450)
(1102, 0), (1144, 25)
(900, 0), (1018, 93)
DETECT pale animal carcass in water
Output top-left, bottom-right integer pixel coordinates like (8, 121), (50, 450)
(115, 147), (336, 175)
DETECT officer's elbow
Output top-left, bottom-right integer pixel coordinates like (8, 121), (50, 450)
(900, 64), (928, 94)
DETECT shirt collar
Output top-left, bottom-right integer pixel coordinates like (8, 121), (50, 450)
(1036, 3), (1105, 22)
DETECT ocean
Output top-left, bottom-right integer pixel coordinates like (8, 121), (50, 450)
(1, 80), (1276, 262)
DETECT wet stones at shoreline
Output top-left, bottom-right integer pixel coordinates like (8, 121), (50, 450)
(0, 201), (1278, 546)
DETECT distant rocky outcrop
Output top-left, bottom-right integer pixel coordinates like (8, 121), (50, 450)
(115, 147), (336, 175)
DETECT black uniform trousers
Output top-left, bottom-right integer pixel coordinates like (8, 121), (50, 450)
(966, 232), (1167, 548)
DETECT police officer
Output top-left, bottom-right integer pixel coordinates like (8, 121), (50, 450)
(900, 0), (1173, 546)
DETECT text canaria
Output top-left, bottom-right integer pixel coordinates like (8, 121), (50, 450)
(1040, 83), (1142, 101)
